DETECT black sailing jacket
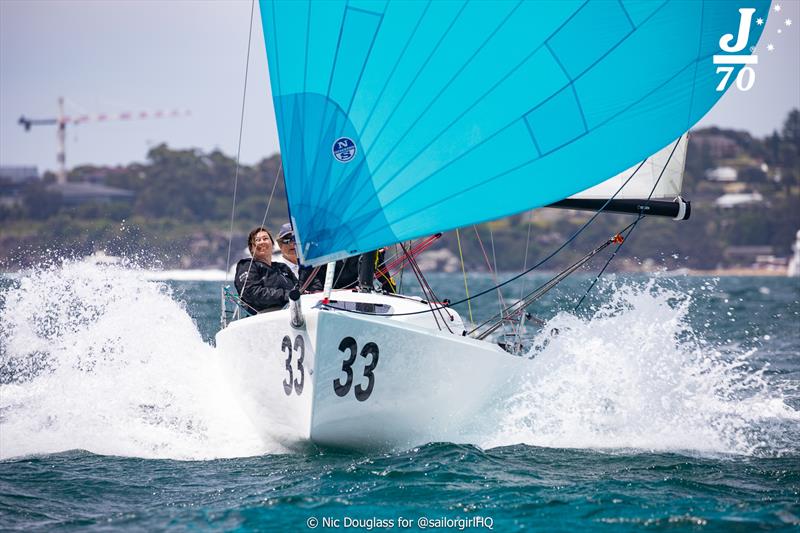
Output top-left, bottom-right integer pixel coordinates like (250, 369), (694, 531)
(234, 258), (298, 313)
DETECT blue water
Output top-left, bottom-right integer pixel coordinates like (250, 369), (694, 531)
(1, 263), (798, 531)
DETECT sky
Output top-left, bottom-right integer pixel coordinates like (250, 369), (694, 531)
(1, 0), (799, 175)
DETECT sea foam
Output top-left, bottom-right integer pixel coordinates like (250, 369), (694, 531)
(485, 280), (798, 456)
(0, 259), (280, 460)
(1, 262), (796, 460)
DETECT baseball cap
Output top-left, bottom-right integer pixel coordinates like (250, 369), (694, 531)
(277, 223), (294, 241)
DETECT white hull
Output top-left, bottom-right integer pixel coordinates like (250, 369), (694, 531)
(215, 291), (526, 451)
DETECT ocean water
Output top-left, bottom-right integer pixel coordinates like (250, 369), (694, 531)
(0, 260), (798, 531)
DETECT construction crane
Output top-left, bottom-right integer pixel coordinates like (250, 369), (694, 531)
(18, 97), (191, 184)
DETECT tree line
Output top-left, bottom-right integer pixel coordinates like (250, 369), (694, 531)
(1, 110), (798, 271)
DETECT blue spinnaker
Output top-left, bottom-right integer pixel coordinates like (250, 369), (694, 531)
(260, 0), (768, 265)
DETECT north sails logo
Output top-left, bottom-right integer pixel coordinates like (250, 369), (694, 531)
(332, 137), (356, 162)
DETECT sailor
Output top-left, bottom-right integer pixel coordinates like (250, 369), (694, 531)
(234, 226), (297, 313)
(325, 250), (395, 293)
(299, 253), (377, 291)
(274, 222), (396, 293)
(275, 222), (323, 292)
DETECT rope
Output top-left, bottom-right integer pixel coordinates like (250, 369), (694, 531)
(374, 251), (397, 292)
(517, 213), (534, 303)
(225, 0), (256, 283)
(573, 135), (683, 311)
(489, 225), (509, 326)
(473, 225), (508, 317)
(406, 243), (454, 326)
(471, 227), (632, 338)
(514, 212), (535, 341)
(455, 228), (473, 324)
(401, 243), (444, 331)
(237, 162), (283, 300)
(224, 285), (259, 315)
(573, 219), (640, 311)
(321, 158), (649, 318)
(300, 266), (321, 293)
(397, 243), (405, 292)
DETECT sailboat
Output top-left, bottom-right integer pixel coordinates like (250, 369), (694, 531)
(216, 0), (769, 450)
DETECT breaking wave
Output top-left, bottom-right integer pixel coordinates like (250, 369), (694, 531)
(0, 259), (279, 460)
(1, 261), (796, 460)
(485, 280), (799, 456)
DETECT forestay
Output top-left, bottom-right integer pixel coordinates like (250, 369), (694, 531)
(260, 0), (769, 265)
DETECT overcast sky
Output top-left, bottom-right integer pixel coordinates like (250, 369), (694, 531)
(1, 0), (798, 175)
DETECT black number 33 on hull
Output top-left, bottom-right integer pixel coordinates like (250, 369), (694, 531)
(333, 336), (379, 401)
(281, 334), (305, 396)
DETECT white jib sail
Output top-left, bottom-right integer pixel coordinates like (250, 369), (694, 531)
(570, 135), (689, 200)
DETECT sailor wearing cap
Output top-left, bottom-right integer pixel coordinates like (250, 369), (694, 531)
(275, 223), (325, 293)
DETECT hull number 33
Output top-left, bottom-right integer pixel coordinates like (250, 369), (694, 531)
(334, 337), (379, 401)
(281, 335), (305, 396)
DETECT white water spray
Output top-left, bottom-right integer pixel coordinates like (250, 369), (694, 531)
(485, 281), (798, 455)
(1, 263), (795, 459)
(0, 260), (283, 460)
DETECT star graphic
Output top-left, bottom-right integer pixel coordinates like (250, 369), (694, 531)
(786, 19), (793, 27)
(757, 17), (764, 25)
(767, 43), (775, 51)
(774, 4), (781, 12)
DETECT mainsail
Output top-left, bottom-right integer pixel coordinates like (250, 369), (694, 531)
(260, 0), (768, 265)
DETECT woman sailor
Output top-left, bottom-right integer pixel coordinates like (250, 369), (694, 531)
(234, 227), (297, 313)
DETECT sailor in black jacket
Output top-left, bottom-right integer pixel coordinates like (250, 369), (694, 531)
(234, 227), (298, 313)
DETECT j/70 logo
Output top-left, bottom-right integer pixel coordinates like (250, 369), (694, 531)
(714, 8), (758, 92)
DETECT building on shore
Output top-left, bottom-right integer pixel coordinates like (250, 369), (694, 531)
(45, 182), (135, 206)
(0, 166), (39, 208)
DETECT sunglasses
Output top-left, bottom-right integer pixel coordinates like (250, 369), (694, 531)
(279, 236), (295, 244)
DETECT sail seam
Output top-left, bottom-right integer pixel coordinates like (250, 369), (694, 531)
(308, 0), (351, 220)
(364, 1), (524, 178)
(344, 10), (386, 116)
(326, 2), (350, 100)
(357, 0), (432, 141)
(300, 2), (311, 207)
(542, 41), (589, 136)
(545, 41), (573, 82)
(571, 83), (589, 136)
(340, 0), (666, 220)
(687, 0), (705, 131)
(362, 58), (697, 233)
(355, 0), (585, 200)
(270, 0), (287, 157)
(318, 5), (387, 208)
(327, 0), (591, 218)
(616, 0), (636, 30)
(347, 5), (382, 16)
(522, 117), (542, 157)
(359, 1), (469, 160)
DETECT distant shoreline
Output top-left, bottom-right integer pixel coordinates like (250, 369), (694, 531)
(685, 267), (789, 277)
(0, 267), (793, 280)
